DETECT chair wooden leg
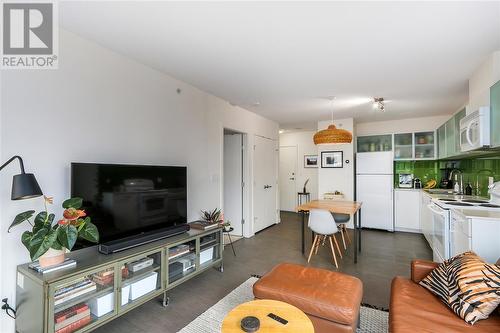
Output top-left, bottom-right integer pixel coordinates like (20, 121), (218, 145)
(328, 236), (339, 268)
(344, 225), (351, 244)
(340, 226), (347, 250)
(308, 235), (318, 263)
(333, 234), (343, 259)
(314, 235), (322, 255)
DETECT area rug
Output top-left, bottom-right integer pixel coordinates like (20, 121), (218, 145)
(178, 277), (389, 333)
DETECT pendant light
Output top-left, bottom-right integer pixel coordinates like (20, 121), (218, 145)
(313, 98), (353, 145)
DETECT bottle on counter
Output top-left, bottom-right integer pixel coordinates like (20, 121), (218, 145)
(465, 183), (473, 196)
(454, 175), (461, 193)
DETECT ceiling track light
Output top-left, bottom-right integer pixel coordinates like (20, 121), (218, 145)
(374, 97), (385, 112)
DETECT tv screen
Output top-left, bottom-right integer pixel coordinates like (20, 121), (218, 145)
(71, 163), (187, 248)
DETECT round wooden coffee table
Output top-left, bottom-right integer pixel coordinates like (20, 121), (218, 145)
(221, 299), (314, 333)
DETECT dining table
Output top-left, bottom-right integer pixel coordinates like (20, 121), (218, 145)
(296, 200), (363, 263)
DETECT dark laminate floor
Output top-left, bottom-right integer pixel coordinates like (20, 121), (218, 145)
(94, 211), (432, 333)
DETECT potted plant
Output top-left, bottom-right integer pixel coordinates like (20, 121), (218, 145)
(9, 196), (99, 267)
(200, 208), (222, 224)
(221, 220), (231, 232)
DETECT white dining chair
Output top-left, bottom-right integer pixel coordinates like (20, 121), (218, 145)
(307, 209), (343, 268)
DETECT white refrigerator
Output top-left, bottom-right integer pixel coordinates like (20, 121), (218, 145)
(356, 151), (394, 231)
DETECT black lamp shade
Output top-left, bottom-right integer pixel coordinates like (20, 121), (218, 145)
(11, 173), (43, 200)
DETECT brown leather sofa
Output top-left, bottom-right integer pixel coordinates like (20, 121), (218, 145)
(253, 263), (363, 333)
(390, 259), (500, 333)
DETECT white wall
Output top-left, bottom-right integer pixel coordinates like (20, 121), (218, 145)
(279, 131), (318, 201)
(0, 29), (277, 332)
(317, 118), (355, 228)
(355, 115), (450, 136)
(469, 51), (500, 112)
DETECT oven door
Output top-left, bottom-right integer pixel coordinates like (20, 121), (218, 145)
(428, 203), (450, 262)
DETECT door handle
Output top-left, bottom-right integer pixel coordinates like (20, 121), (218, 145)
(264, 185), (273, 189)
(289, 178), (295, 180)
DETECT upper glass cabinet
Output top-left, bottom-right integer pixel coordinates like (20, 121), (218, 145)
(394, 133), (413, 160)
(357, 135), (393, 153)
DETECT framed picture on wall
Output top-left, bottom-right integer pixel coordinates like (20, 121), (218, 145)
(304, 155), (318, 168)
(321, 151), (343, 168)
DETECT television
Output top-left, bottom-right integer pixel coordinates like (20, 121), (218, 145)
(71, 163), (188, 251)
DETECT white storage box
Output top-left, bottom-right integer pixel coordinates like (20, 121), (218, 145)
(129, 272), (158, 301)
(88, 292), (114, 317)
(200, 247), (215, 265)
(121, 284), (131, 306)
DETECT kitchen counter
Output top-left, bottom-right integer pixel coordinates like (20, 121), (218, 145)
(453, 209), (500, 220)
(421, 189), (489, 202)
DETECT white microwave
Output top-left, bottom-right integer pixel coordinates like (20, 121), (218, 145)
(459, 106), (490, 152)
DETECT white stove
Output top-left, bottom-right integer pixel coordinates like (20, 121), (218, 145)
(427, 181), (500, 263)
(433, 197), (500, 210)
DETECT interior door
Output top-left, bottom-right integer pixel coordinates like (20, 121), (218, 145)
(279, 146), (297, 212)
(253, 135), (278, 233)
(224, 133), (243, 236)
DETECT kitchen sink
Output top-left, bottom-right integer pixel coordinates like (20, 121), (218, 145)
(424, 189), (455, 195)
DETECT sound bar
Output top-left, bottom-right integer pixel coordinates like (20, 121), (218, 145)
(98, 224), (190, 254)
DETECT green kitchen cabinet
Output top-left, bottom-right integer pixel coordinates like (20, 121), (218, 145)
(491, 80), (500, 148)
(454, 108), (466, 153)
(445, 118), (456, 158)
(437, 123), (447, 159)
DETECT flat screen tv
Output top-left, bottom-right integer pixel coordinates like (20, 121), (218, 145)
(71, 163), (187, 250)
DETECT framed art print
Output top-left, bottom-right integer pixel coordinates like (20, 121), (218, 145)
(321, 151), (343, 168)
(304, 155), (318, 168)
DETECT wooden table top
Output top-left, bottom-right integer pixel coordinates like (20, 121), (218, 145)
(221, 299), (314, 333)
(296, 199), (362, 215)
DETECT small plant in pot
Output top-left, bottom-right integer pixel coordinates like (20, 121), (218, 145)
(200, 208), (222, 224)
(9, 196), (99, 267)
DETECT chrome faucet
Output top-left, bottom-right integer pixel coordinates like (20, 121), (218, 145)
(449, 169), (463, 194)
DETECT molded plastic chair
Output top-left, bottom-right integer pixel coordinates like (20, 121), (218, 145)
(307, 209), (343, 268)
(332, 213), (351, 251)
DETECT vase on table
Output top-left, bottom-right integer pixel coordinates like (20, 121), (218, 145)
(39, 248), (66, 268)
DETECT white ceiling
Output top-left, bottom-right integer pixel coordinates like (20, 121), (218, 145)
(60, 1), (500, 129)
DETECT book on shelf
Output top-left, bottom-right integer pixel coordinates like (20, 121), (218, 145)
(55, 279), (93, 298)
(91, 266), (129, 285)
(55, 315), (91, 333)
(29, 258), (76, 274)
(55, 308), (90, 331)
(54, 303), (89, 323)
(54, 281), (97, 306)
(168, 249), (191, 260)
(189, 220), (220, 230)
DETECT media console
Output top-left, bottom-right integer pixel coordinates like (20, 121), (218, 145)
(15, 227), (223, 333)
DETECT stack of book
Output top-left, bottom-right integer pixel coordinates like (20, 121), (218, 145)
(54, 279), (97, 306)
(54, 303), (91, 333)
(189, 220), (220, 230)
(29, 259), (76, 274)
(92, 266), (129, 286)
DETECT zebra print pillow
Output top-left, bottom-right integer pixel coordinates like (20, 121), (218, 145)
(419, 251), (500, 325)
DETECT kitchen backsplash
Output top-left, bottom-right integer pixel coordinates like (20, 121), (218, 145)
(394, 156), (500, 197)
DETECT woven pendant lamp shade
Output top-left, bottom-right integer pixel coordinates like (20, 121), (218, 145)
(313, 124), (352, 144)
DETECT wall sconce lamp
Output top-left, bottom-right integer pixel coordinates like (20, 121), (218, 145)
(0, 156), (43, 200)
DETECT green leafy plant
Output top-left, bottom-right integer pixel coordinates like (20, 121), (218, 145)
(201, 208), (222, 223)
(9, 196), (99, 261)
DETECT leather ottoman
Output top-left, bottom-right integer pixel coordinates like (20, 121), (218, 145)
(253, 263), (363, 333)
